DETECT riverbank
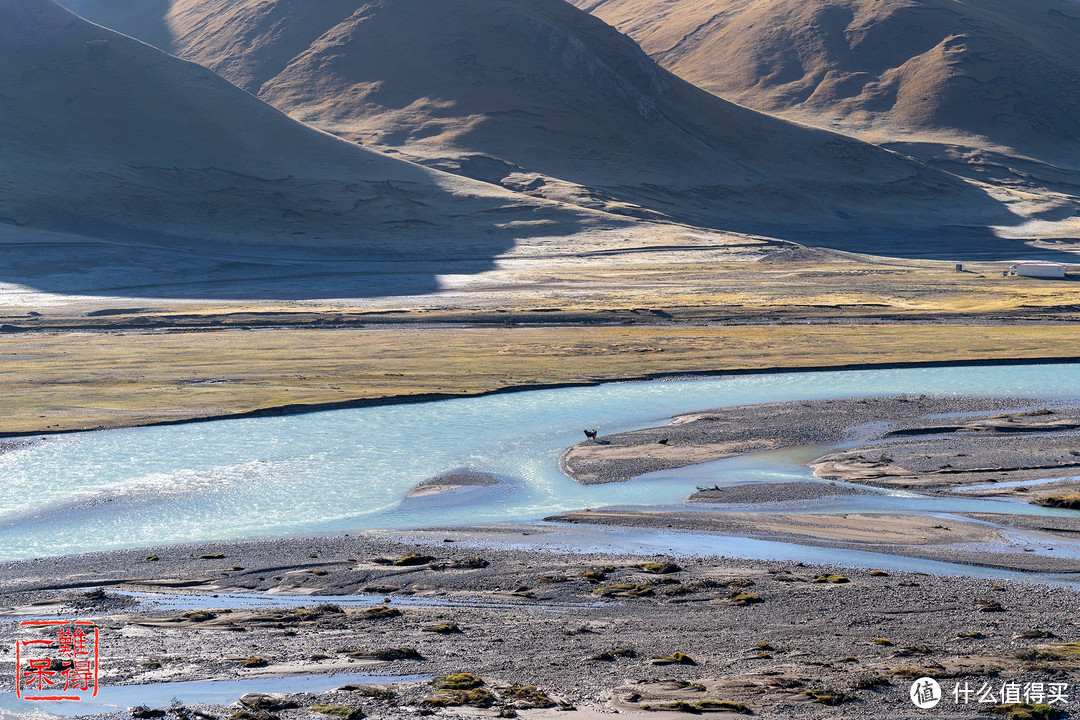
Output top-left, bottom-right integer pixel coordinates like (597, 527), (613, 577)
(4, 530), (1080, 719)
(4, 238), (1080, 436)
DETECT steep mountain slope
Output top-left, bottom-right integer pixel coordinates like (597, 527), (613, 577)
(0, 0), (622, 282)
(569, 0), (1080, 241)
(56, 0), (1021, 246)
(570, 0), (1080, 163)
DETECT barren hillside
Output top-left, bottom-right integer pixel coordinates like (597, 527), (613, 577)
(571, 0), (1080, 159)
(1, 0), (659, 297)
(57, 0), (1026, 246)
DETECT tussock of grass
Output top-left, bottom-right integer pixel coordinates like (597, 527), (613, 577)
(727, 591), (762, 606)
(1016, 642), (1080, 661)
(1034, 493), (1080, 510)
(802, 688), (855, 705)
(813, 574), (850, 584)
(651, 652), (696, 665)
(436, 673), (484, 691)
(393, 554), (434, 566)
(423, 623), (462, 634)
(638, 561), (681, 574)
(583, 565), (614, 582)
(593, 583), (653, 597)
(357, 606), (401, 620)
(420, 688), (495, 708)
(988, 703), (1065, 720)
(697, 700), (750, 713)
(500, 685), (555, 708)
(310, 705), (363, 719)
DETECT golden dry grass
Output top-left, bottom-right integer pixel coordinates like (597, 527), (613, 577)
(3, 323), (1079, 435)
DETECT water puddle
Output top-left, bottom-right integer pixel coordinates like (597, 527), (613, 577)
(953, 475), (1080, 492)
(0, 673), (426, 718)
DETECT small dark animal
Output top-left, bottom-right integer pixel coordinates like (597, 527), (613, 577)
(657, 438), (669, 445)
(583, 429), (598, 441)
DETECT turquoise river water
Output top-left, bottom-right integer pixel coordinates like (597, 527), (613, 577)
(2, 363), (1080, 564)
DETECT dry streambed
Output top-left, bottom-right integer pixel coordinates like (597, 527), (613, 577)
(4, 535), (1080, 719)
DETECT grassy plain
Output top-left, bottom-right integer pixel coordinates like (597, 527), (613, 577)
(2, 251), (1078, 435)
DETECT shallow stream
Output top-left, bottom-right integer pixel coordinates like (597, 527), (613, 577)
(2, 363), (1079, 563)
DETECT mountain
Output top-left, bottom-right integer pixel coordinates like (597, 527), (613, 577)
(55, 0), (1022, 248)
(571, 0), (1080, 157)
(1, 0), (656, 297)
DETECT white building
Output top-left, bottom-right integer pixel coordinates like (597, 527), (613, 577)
(1012, 262), (1066, 278)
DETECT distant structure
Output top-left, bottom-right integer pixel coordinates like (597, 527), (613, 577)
(1011, 262), (1066, 278)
